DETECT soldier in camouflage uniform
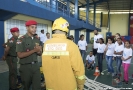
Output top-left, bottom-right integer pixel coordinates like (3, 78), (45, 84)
(2, 27), (20, 90)
(16, 20), (42, 90)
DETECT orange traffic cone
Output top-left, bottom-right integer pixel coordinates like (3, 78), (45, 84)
(93, 66), (100, 76)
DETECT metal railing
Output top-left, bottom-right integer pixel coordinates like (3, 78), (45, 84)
(33, 0), (75, 18)
(79, 15), (101, 28)
(20, 0), (100, 28)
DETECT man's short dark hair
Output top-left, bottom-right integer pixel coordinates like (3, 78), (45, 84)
(90, 51), (93, 53)
(46, 32), (50, 35)
(70, 35), (74, 38)
(80, 34), (84, 38)
(67, 37), (71, 40)
(94, 29), (98, 32)
(79, 34), (84, 40)
(70, 35), (74, 40)
(41, 30), (44, 32)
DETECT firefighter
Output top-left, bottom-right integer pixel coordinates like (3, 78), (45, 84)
(2, 27), (20, 90)
(42, 17), (85, 90)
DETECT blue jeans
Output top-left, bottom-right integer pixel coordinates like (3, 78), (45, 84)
(97, 53), (103, 72)
(80, 50), (86, 62)
(116, 56), (122, 74)
(106, 56), (114, 73)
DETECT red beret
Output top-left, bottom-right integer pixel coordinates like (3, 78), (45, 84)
(25, 20), (37, 26)
(10, 27), (19, 32)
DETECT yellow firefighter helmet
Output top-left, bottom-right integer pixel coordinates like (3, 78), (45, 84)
(52, 17), (69, 33)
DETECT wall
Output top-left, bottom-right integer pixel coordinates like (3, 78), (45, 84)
(102, 14), (108, 27)
(89, 14), (129, 42)
(110, 14), (129, 36)
(4, 14), (52, 42)
(70, 13), (129, 43)
(79, 11), (101, 25)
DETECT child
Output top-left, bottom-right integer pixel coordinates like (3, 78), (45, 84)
(113, 33), (124, 61)
(105, 37), (115, 76)
(114, 33), (124, 47)
(97, 38), (106, 75)
(78, 34), (88, 62)
(121, 40), (132, 84)
(114, 38), (124, 77)
(86, 51), (95, 70)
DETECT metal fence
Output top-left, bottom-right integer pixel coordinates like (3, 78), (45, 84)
(33, 0), (75, 17)
(20, 0), (100, 28)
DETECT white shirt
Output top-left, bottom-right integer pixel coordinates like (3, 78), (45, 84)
(78, 40), (87, 50)
(97, 43), (106, 53)
(8, 34), (12, 39)
(86, 55), (95, 63)
(114, 44), (124, 56)
(115, 41), (124, 47)
(122, 48), (132, 64)
(39, 33), (45, 43)
(93, 34), (103, 49)
(43, 38), (50, 43)
(106, 43), (115, 56)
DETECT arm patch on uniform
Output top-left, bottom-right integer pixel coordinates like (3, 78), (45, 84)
(21, 36), (24, 38)
(9, 40), (13, 43)
(35, 43), (39, 46)
(16, 40), (22, 44)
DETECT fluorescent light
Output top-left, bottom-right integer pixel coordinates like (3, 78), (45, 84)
(90, 11), (133, 14)
(72, 11), (75, 14)
(20, 0), (27, 2)
(79, 8), (86, 11)
(35, 0), (49, 2)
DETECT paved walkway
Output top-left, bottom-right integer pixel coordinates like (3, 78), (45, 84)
(0, 45), (133, 90)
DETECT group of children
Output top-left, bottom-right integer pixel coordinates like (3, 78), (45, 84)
(86, 33), (133, 84)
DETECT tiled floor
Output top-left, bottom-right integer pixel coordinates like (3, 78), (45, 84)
(0, 56), (42, 90)
(0, 61), (8, 73)
(0, 46), (133, 90)
(0, 56), (42, 73)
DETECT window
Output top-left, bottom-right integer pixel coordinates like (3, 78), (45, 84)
(5, 19), (48, 36)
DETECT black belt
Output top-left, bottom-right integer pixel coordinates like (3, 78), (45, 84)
(7, 54), (17, 57)
(21, 61), (38, 65)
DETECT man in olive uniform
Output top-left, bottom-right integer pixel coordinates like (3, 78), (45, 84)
(16, 20), (42, 90)
(2, 27), (20, 90)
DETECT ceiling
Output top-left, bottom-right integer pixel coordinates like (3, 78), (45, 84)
(63, 0), (133, 13)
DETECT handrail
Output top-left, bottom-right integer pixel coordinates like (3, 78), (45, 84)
(34, 0), (75, 17)
(79, 15), (100, 28)
(20, 0), (100, 28)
